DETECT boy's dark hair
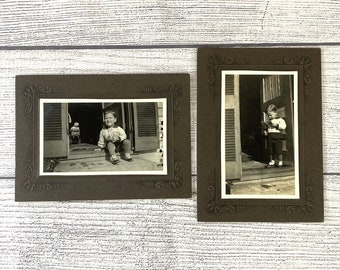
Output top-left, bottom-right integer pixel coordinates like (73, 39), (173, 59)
(104, 110), (118, 118)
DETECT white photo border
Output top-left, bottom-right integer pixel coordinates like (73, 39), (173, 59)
(39, 98), (167, 176)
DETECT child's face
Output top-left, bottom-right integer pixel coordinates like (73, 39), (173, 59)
(104, 113), (117, 127)
(268, 111), (278, 120)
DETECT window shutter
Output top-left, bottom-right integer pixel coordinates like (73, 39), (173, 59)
(225, 75), (234, 95)
(136, 103), (157, 137)
(223, 74), (241, 182)
(225, 109), (236, 161)
(133, 103), (159, 151)
(44, 103), (62, 141)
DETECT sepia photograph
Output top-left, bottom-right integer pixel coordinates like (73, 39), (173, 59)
(221, 71), (299, 199)
(40, 99), (167, 175)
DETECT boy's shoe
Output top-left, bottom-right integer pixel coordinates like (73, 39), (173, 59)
(268, 160), (275, 166)
(277, 161), (283, 167)
(123, 157), (133, 162)
(110, 155), (120, 164)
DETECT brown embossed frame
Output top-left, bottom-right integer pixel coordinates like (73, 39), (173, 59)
(16, 74), (191, 201)
(197, 48), (323, 222)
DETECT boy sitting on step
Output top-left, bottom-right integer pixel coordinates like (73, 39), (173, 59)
(96, 111), (133, 164)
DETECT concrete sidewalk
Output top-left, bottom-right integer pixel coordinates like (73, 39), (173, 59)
(53, 144), (163, 172)
(230, 176), (296, 195)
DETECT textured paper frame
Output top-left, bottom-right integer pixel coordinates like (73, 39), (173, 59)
(197, 48), (323, 222)
(16, 74), (191, 201)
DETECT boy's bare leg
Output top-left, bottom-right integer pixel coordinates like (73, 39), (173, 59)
(107, 142), (119, 163)
(278, 154), (283, 167)
(122, 140), (133, 161)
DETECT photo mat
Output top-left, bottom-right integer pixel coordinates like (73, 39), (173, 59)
(16, 74), (191, 201)
(197, 48), (323, 222)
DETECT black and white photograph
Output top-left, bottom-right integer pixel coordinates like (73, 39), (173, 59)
(40, 99), (167, 175)
(221, 71), (299, 199)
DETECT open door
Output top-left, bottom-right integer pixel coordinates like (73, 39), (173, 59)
(43, 103), (69, 158)
(224, 75), (242, 180)
(133, 103), (159, 152)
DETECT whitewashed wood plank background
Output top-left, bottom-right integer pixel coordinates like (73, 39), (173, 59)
(0, 0), (339, 46)
(0, 1), (339, 269)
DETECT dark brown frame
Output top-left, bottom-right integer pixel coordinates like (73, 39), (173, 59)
(197, 48), (323, 222)
(16, 74), (191, 201)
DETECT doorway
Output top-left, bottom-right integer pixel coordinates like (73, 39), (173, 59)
(239, 75), (265, 163)
(68, 103), (103, 145)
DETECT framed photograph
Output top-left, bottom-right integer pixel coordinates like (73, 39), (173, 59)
(16, 74), (191, 201)
(197, 48), (323, 222)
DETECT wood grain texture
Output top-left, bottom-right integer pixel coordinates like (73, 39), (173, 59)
(0, 0), (339, 46)
(0, 0), (339, 268)
(0, 174), (339, 270)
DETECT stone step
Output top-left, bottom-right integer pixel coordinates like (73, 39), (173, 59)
(63, 151), (107, 161)
(241, 166), (295, 181)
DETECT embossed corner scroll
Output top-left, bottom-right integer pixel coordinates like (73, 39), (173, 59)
(144, 83), (183, 123)
(207, 55), (247, 95)
(143, 157), (184, 190)
(206, 169), (246, 214)
(274, 56), (312, 95)
(144, 83), (183, 108)
(23, 151), (62, 192)
(275, 175), (313, 214)
(24, 84), (63, 123)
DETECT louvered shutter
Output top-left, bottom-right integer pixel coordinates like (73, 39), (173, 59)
(224, 75), (242, 180)
(43, 103), (69, 158)
(225, 109), (236, 161)
(133, 103), (159, 151)
(44, 103), (63, 140)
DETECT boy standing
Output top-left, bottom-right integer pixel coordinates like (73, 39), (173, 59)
(263, 104), (286, 167)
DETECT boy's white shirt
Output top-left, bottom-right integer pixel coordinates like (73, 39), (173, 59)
(98, 126), (127, 148)
(267, 118), (286, 133)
